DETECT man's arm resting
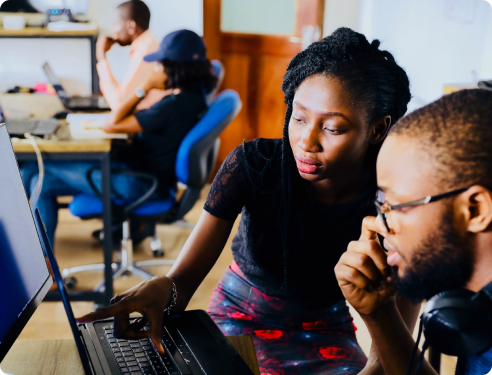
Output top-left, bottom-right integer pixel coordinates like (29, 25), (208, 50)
(103, 115), (142, 134)
(362, 301), (438, 375)
(359, 296), (421, 375)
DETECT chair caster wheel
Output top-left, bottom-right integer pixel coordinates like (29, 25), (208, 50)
(64, 277), (77, 289)
(153, 249), (165, 258)
(93, 304), (105, 311)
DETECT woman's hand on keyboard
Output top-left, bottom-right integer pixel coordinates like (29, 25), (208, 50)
(76, 275), (176, 354)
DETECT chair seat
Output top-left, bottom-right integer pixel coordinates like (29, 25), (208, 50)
(69, 194), (176, 218)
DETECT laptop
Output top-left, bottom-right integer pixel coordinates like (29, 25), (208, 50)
(0, 101), (60, 138)
(43, 62), (110, 111)
(0, 123), (255, 375)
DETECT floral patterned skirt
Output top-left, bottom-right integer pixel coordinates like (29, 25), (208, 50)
(207, 263), (367, 375)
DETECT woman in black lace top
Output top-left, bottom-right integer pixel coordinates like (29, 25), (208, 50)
(79, 28), (415, 374)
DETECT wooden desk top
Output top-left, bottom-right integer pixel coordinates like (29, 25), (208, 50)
(11, 123), (111, 154)
(0, 94), (112, 154)
(0, 27), (98, 37)
(11, 137), (112, 154)
(1, 337), (260, 375)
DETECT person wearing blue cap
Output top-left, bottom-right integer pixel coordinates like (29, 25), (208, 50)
(21, 29), (218, 248)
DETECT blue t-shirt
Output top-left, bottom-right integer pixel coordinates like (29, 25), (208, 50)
(456, 346), (492, 374)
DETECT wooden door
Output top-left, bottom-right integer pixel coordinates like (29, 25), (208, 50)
(204, 0), (324, 169)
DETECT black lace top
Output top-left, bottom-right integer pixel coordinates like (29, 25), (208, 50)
(204, 138), (377, 306)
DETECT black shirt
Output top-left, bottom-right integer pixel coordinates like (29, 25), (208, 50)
(119, 90), (207, 194)
(204, 138), (377, 306)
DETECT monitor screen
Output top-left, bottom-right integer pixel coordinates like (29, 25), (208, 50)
(42, 63), (68, 102)
(0, 124), (51, 350)
(0, 101), (6, 123)
(0, 0), (38, 13)
(0, 0), (90, 15)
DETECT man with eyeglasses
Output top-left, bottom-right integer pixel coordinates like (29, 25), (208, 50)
(335, 89), (492, 375)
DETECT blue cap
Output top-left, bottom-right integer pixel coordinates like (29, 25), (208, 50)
(144, 29), (207, 63)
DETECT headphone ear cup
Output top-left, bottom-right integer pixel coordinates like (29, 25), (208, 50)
(422, 289), (492, 357)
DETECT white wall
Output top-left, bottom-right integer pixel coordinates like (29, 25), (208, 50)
(323, 0), (492, 113)
(0, 38), (92, 96)
(323, 0), (360, 37)
(89, 0), (202, 83)
(480, 10), (492, 79)
(361, 0), (491, 110)
(0, 0), (202, 96)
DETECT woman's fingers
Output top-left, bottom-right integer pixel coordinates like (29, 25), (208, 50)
(147, 310), (165, 354)
(128, 317), (149, 332)
(76, 300), (130, 323)
(113, 313), (131, 339)
(113, 316), (151, 340)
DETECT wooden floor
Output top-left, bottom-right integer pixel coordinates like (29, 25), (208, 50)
(17, 185), (457, 374)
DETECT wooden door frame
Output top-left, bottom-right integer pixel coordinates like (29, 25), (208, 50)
(203, 0), (325, 60)
(203, 0), (325, 171)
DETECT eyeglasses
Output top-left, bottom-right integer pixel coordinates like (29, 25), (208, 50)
(375, 187), (470, 232)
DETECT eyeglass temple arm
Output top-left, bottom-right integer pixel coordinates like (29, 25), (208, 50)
(392, 187), (470, 210)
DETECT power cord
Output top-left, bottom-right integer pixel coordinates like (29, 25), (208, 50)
(24, 133), (44, 210)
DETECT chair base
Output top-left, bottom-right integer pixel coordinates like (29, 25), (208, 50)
(61, 220), (175, 293)
(61, 261), (176, 293)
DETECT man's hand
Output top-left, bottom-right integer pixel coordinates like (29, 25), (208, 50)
(96, 36), (116, 62)
(335, 216), (396, 316)
(76, 275), (175, 354)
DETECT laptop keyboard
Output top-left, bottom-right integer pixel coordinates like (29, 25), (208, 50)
(103, 325), (182, 375)
(6, 119), (59, 136)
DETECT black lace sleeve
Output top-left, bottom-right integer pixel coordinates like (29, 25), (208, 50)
(204, 145), (251, 221)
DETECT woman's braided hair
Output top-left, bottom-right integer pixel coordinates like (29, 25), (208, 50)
(278, 27), (411, 297)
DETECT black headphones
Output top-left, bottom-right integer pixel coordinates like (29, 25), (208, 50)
(407, 281), (492, 375)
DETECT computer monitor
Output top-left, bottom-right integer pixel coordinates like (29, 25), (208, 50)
(0, 0), (38, 13)
(42, 62), (68, 104)
(0, 0), (90, 15)
(0, 123), (53, 363)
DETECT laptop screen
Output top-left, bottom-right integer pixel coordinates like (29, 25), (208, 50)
(0, 101), (6, 123)
(0, 124), (50, 345)
(42, 62), (68, 102)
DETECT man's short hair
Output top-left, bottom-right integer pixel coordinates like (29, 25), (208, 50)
(389, 89), (492, 190)
(118, 0), (151, 31)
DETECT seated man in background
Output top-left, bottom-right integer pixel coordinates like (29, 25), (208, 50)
(97, 0), (165, 111)
(21, 30), (218, 247)
(335, 89), (492, 374)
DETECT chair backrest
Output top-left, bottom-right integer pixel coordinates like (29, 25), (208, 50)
(206, 60), (225, 105)
(175, 89), (241, 189)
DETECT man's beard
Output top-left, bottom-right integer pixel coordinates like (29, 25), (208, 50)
(393, 211), (475, 302)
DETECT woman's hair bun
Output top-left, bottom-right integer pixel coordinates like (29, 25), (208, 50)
(370, 39), (381, 50)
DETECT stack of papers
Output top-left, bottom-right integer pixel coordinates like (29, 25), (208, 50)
(66, 114), (128, 140)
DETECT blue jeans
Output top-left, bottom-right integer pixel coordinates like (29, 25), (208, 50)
(21, 161), (153, 247)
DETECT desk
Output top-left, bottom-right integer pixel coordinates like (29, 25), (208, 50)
(0, 28), (100, 94)
(1, 337), (260, 375)
(12, 124), (114, 307)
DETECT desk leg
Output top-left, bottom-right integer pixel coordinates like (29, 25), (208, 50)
(101, 153), (113, 305)
(91, 35), (100, 95)
(428, 346), (441, 373)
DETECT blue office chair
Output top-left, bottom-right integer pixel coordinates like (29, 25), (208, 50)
(206, 60), (225, 105)
(63, 90), (242, 290)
